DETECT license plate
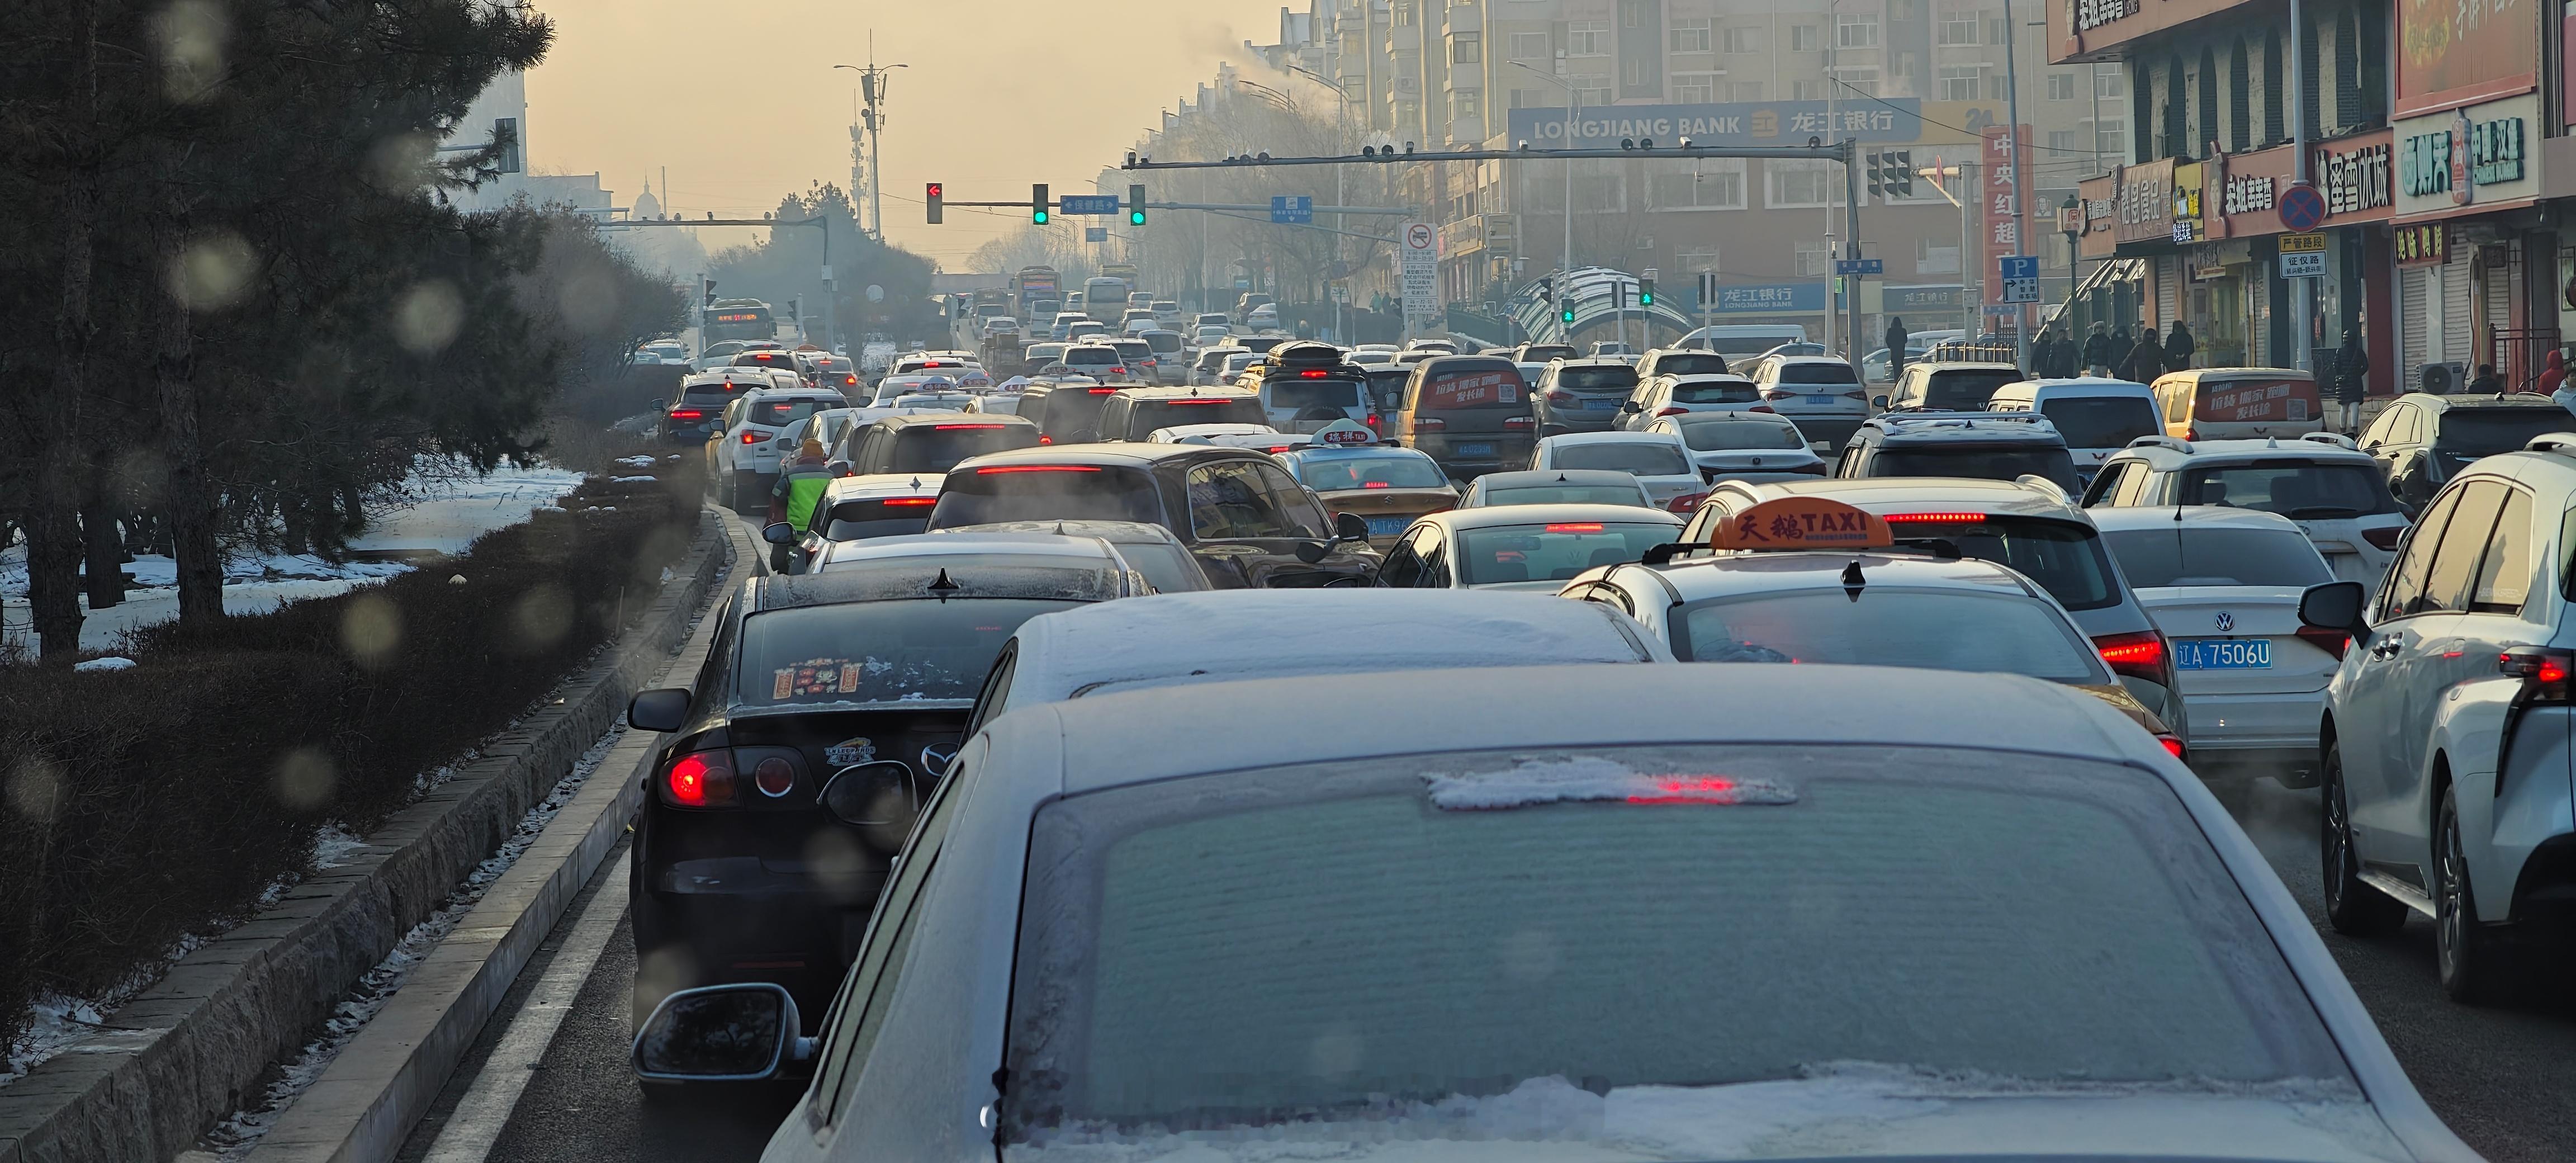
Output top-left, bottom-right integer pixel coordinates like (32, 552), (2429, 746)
(2175, 639), (2272, 669)
(1365, 516), (1409, 537)
(1804, 395), (1836, 405)
(1583, 398), (1621, 410)
(1455, 442), (1494, 457)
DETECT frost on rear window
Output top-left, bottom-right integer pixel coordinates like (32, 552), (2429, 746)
(1422, 755), (1798, 810)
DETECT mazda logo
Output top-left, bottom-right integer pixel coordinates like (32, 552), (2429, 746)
(920, 744), (958, 774)
(2213, 611), (2234, 632)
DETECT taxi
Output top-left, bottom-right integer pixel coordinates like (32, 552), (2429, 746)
(1275, 420), (1460, 545)
(1562, 495), (2185, 756)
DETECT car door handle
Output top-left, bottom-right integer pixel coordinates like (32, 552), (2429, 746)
(2370, 640), (2402, 659)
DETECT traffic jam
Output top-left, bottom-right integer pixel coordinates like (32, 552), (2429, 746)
(616, 322), (2576, 1163)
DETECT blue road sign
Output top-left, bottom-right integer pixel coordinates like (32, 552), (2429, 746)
(2277, 183), (2327, 231)
(1271, 195), (1314, 224)
(1084, 226), (1107, 242)
(1996, 255), (2040, 280)
(1059, 195), (1121, 215)
(1834, 258), (1884, 276)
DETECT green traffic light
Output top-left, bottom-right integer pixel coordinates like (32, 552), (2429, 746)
(1034, 209), (1049, 224)
(1130, 210), (1146, 225)
(1560, 309), (1575, 324)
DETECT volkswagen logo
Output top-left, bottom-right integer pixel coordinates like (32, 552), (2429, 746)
(2213, 611), (2235, 632)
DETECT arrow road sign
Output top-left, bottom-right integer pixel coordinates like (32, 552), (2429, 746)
(1270, 195), (1314, 224)
(1059, 195), (1121, 215)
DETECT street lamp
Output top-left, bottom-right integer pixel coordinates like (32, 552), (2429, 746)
(1285, 64), (1357, 343)
(2059, 191), (2081, 341)
(1508, 60), (1579, 287)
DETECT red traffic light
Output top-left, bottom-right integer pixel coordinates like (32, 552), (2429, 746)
(926, 182), (943, 197)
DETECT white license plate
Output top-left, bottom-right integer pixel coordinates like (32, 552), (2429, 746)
(2175, 639), (2272, 669)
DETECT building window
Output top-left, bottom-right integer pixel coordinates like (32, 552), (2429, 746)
(1570, 20), (1610, 55)
(1394, 1), (1414, 26)
(1939, 64), (1983, 100)
(1670, 18), (1713, 52)
(1451, 31), (1480, 64)
(1768, 159), (1844, 207)
(1837, 13), (1881, 48)
(1622, 0), (1652, 27)
(1453, 89), (1483, 120)
(1794, 240), (1835, 276)
(1990, 73), (2014, 100)
(1938, 10), (1980, 45)
(1723, 26), (1765, 54)
(1510, 32), (1551, 60)
(1726, 80), (1766, 101)
(1509, 87), (1546, 109)
(1916, 237), (1962, 274)
(2047, 72), (2076, 100)
(2097, 117), (2128, 158)
(1673, 72), (1719, 103)
(2048, 128), (2080, 153)
(1573, 76), (1613, 105)
(1836, 67), (1880, 97)
(1988, 16), (2010, 44)
(1791, 78), (1826, 100)
(1621, 56), (1658, 89)
(1575, 169), (1626, 213)
(2096, 68), (2127, 98)
(1789, 23), (1819, 51)
(1647, 159), (1748, 210)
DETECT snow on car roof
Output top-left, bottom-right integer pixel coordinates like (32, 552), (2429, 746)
(820, 473), (940, 501)
(1867, 414), (2067, 445)
(1001, 590), (1669, 708)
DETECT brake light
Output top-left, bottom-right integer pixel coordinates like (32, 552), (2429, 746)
(2156, 734), (2187, 760)
(1038, 435), (1053, 445)
(740, 431), (760, 444)
(1169, 398), (1228, 405)
(2502, 647), (2575, 702)
(1882, 512), (1987, 524)
(669, 409), (704, 420)
(663, 751), (736, 808)
(1362, 481), (1391, 488)
(976, 465), (1101, 474)
(1300, 369), (1330, 378)
(2094, 630), (2171, 687)
(922, 360), (945, 367)
(1503, 416), (1535, 431)
(1109, 366), (1126, 375)
(1088, 387), (1117, 395)
(1546, 390), (1576, 405)
(1748, 405), (1775, 413)
(2183, 427), (2200, 441)
(1545, 523), (1606, 533)
(1365, 413), (1381, 430)
(881, 496), (939, 506)
(1666, 491), (1707, 513)
(2296, 626), (2352, 660)
(2361, 526), (2405, 551)
(932, 423), (1005, 430)
(1761, 389), (1796, 400)
(844, 374), (859, 385)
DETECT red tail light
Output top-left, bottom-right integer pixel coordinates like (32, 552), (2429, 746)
(2156, 734), (2187, 760)
(2183, 427), (2200, 441)
(1748, 405), (1775, 413)
(2296, 626), (2352, 660)
(1841, 390), (1868, 400)
(752, 757), (797, 798)
(1655, 406), (1689, 417)
(976, 465), (1101, 474)
(1882, 512), (1987, 524)
(1038, 435), (1053, 444)
(1365, 413), (1381, 430)
(669, 409), (704, 420)
(663, 751), (736, 808)
(1545, 522), (1606, 533)
(2502, 647), (2575, 703)
(2094, 630), (2171, 687)
(933, 423), (1006, 430)
(1088, 387), (1118, 394)
(844, 374), (859, 385)
(1761, 389), (1796, 400)
(740, 431), (760, 444)
(2361, 526), (2405, 551)
(1109, 366), (1127, 375)
(1546, 390), (1576, 405)
(1362, 480), (1391, 488)
(881, 496), (938, 506)
(1502, 416), (1535, 431)
(1300, 369), (1330, 378)
(1666, 491), (1707, 513)
(1169, 398), (1228, 405)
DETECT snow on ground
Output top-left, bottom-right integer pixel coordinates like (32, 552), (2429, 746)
(196, 724), (627, 1158)
(0, 460), (581, 654)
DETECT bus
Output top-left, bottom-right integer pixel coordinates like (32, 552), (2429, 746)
(703, 299), (776, 345)
(1083, 275), (1131, 324)
(1012, 266), (1060, 316)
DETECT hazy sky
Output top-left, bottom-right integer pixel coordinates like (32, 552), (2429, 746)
(525, 0), (1289, 264)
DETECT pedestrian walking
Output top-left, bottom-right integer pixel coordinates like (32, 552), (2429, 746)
(2081, 321), (2113, 376)
(2334, 328), (2370, 434)
(2164, 320), (2195, 371)
(2121, 327), (2166, 384)
(1884, 316), (1910, 379)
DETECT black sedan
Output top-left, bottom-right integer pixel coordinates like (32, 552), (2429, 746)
(622, 553), (1133, 1029)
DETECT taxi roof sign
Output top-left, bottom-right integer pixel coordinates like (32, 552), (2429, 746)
(1712, 497), (1893, 551)
(1312, 418), (1377, 446)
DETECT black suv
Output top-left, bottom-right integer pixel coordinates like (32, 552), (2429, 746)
(929, 443), (1377, 588)
(1834, 413), (2081, 491)
(2359, 391), (2576, 514)
(623, 559), (1131, 1024)
(835, 413), (1040, 474)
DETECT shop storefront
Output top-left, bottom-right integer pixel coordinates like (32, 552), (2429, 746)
(2187, 130), (2395, 379)
(2393, 93), (2546, 391)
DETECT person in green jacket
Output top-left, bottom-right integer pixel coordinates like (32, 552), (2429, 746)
(768, 439), (836, 573)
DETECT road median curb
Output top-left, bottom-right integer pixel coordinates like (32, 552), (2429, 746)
(0, 508), (733, 1163)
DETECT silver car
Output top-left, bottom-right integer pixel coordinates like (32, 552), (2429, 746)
(1742, 353), (1871, 451)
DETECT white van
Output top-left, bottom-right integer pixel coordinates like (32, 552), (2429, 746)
(1678, 324), (1810, 360)
(1984, 377), (2163, 482)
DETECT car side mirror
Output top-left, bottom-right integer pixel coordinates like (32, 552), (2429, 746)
(1334, 511), (1372, 541)
(761, 522), (796, 545)
(632, 982), (812, 1083)
(2298, 580), (2370, 644)
(826, 460), (853, 478)
(627, 688), (691, 733)
(1871, 395), (1890, 409)
(1621, 400), (1641, 412)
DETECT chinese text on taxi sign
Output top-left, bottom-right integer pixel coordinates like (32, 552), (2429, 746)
(1712, 498), (1894, 550)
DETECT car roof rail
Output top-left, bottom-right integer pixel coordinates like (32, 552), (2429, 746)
(2523, 432), (2576, 456)
(2128, 433), (2194, 452)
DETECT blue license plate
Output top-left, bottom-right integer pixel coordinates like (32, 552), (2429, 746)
(1583, 398), (1622, 410)
(1804, 395), (1836, 405)
(1455, 442), (1494, 457)
(2175, 639), (2271, 669)
(1365, 516), (1409, 537)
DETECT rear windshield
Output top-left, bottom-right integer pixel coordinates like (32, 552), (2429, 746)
(1265, 377), (1368, 411)
(1063, 347), (1120, 367)
(2037, 396), (2160, 448)
(1649, 352), (1732, 377)
(886, 424), (1041, 474)
(1860, 514), (2119, 610)
(2195, 377), (2321, 424)
(680, 382), (738, 402)
(1921, 370), (2021, 410)
(1294, 452), (1449, 491)
(815, 498), (935, 541)
(1030, 390), (1112, 439)
(1702, 334), (1802, 354)
(1551, 442), (1692, 476)
(1554, 365), (1639, 391)
(749, 398), (832, 427)
(1002, 744), (2347, 1140)
(1677, 420), (1805, 451)
(2104, 527), (2335, 588)
(1124, 398), (1267, 438)
(1415, 364), (1528, 411)
(1142, 333), (1183, 353)
(930, 466), (1166, 527)
(1106, 341), (1152, 362)
(1670, 379), (1759, 404)
(1482, 484), (1650, 507)
(734, 599), (1074, 706)
(1519, 345), (1578, 362)
(2176, 462), (2397, 517)
(2436, 409), (2570, 458)
(1680, 589), (2105, 680)
(1114, 541), (1202, 594)
(1872, 445), (2081, 491)
(1777, 362), (1859, 385)
(1454, 522), (1679, 584)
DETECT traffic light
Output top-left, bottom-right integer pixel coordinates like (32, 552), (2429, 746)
(701, 278), (717, 306)
(1032, 183), (1049, 225)
(1638, 277), (1654, 307)
(926, 182), (944, 224)
(1888, 150), (1912, 197)
(1560, 305), (1575, 325)
(1128, 183), (1146, 226)
(1537, 276), (1553, 301)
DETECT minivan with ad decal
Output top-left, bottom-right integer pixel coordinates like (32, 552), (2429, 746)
(2151, 368), (2326, 441)
(1397, 354), (1537, 480)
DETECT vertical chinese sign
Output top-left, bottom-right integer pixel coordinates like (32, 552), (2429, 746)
(1981, 124), (2032, 330)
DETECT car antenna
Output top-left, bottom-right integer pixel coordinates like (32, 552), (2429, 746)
(927, 568), (962, 599)
(1841, 559), (1866, 587)
(1054, 521), (1068, 535)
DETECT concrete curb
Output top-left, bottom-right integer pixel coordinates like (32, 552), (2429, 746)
(0, 508), (732, 1163)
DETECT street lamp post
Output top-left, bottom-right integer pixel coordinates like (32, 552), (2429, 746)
(2059, 191), (2082, 343)
(1286, 63), (1357, 342)
(1509, 61), (1578, 291)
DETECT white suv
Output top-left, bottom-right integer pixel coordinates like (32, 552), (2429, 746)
(709, 387), (847, 513)
(2083, 433), (2411, 599)
(2308, 433), (2576, 1001)
(1740, 354), (1870, 452)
